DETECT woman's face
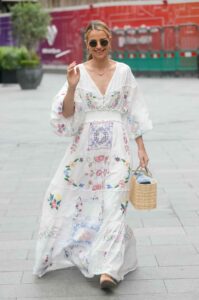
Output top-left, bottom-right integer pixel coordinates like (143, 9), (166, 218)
(87, 29), (111, 60)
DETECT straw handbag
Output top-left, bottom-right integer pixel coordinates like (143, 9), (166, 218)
(129, 166), (157, 210)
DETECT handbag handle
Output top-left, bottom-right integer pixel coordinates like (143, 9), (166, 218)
(132, 165), (153, 178)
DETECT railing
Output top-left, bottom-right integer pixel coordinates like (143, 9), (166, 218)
(40, 0), (152, 8)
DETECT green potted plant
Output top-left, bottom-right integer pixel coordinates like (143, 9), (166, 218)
(0, 47), (3, 83)
(10, 2), (51, 89)
(0, 46), (31, 84)
(1, 47), (18, 84)
(0, 47), (19, 84)
(17, 51), (43, 89)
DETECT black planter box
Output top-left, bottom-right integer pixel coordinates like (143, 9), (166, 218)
(17, 66), (43, 89)
(2, 69), (18, 84)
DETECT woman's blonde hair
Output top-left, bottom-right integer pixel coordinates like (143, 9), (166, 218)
(84, 20), (111, 60)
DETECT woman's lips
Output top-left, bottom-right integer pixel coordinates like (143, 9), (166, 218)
(95, 49), (105, 54)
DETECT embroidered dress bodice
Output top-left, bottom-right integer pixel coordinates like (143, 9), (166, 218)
(50, 62), (152, 138)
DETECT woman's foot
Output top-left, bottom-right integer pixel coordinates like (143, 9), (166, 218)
(100, 273), (117, 289)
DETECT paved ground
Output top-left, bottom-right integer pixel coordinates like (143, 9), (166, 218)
(0, 73), (199, 300)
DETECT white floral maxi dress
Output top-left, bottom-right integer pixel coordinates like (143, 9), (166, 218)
(33, 62), (152, 281)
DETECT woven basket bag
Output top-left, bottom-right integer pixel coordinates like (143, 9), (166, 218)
(129, 166), (157, 210)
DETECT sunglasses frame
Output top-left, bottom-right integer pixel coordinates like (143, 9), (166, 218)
(88, 38), (109, 48)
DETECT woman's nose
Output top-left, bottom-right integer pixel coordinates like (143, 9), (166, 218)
(96, 41), (102, 47)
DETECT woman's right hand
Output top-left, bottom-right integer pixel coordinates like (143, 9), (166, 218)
(66, 61), (80, 89)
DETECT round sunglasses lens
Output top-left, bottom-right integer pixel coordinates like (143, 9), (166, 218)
(100, 39), (109, 47)
(89, 40), (97, 47)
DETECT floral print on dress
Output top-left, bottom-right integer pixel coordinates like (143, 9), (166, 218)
(106, 157), (131, 189)
(121, 200), (128, 215)
(85, 92), (99, 110)
(88, 121), (113, 150)
(64, 158), (85, 188)
(83, 89), (129, 113)
(73, 195), (103, 223)
(73, 196), (84, 220)
(106, 91), (120, 110)
(71, 195), (103, 246)
(123, 126), (130, 154)
(48, 193), (62, 210)
(56, 101), (64, 115)
(70, 126), (83, 153)
(64, 155), (109, 190)
(38, 225), (60, 240)
(64, 155), (130, 190)
(56, 123), (66, 135)
(103, 224), (133, 243)
(72, 221), (100, 245)
(104, 226), (124, 243)
(42, 247), (54, 273)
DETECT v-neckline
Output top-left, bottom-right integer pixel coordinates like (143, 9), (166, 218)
(82, 61), (118, 97)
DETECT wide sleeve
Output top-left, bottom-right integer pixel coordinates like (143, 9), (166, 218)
(125, 66), (153, 139)
(50, 81), (85, 136)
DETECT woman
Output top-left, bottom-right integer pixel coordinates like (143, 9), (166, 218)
(33, 20), (152, 289)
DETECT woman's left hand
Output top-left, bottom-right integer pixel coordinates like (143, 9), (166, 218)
(138, 148), (149, 168)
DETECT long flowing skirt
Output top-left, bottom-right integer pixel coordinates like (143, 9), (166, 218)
(33, 111), (138, 281)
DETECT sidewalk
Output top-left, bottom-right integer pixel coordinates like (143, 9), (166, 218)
(0, 74), (199, 299)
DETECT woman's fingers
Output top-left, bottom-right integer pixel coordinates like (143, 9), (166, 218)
(67, 61), (76, 73)
(66, 62), (80, 88)
(140, 157), (145, 168)
(68, 61), (76, 68)
(138, 147), (149, 168)
(140, 155), (149, 168)
(76, 66), (80, 75)
(67, 62), (80, 78)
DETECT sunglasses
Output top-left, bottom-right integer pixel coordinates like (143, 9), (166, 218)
(89, 39), (109, 48)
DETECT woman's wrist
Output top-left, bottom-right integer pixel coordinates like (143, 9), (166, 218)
(135, 135), (145, 150)
(62, 85), (76, 117)
(67, 85), (76, 93)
